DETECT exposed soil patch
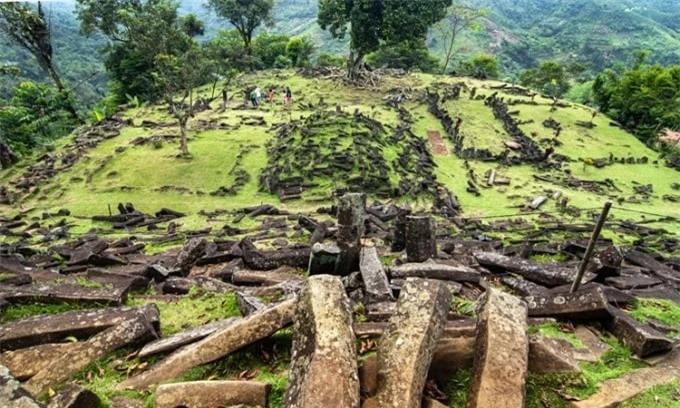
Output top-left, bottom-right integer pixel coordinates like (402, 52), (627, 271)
(427, 130), (449, 156)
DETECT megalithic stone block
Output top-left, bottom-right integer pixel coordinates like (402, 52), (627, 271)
(605, 307), (673, 358)
(336, 193), (366, 275)
(359, 247), (394, 303)
(119, 298), (296, 390)
(369, 278), (451, 408)
(0, 364), (41, 408)
(154, 381), (270, 408)
(405, 216), (437, 263)
(283, 275), (360, 408)
(468, 288), (529, 408)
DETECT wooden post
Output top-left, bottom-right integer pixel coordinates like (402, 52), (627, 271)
(570, 200), (612, 293)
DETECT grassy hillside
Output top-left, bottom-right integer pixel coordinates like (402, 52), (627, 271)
(1, 70), (678, 249)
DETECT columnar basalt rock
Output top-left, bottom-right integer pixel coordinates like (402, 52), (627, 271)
(336, 193), (366, 275)
(359, 247), (394, 303)
(154, 381), (270, 408)
(0, 364), (41, 408)
(119, 298), (296, 390)
(405, 216), (437, 263)
(468, 288), (529, 408)
(283, 275), (360, 408)
(368, 278), (451, 408)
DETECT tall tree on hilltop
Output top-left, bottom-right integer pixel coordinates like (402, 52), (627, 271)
(0, 2), (79, 120)
(435, 3), (488, 74)
(76, 0), (201, 103)
(318, 0), (451, 78)
(153, 46), (210, 158)
(206, 0), (275, 55)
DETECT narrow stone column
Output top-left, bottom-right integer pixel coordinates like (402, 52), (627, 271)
(283, 275), (360, 408)
(336, 193), (366, 275)
(405, 215), (437, 262)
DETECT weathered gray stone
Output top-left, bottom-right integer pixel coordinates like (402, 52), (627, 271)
(605, 307), (673, 357)
(573, 325), (609, 361)
(154, 381), (270, 408)
(231, 268), (303, 286)
(0, 282), (128, 307)
(0, 364), (41, 408)
(525, 286), (611, 320)
(528, 335), (580, 374)
(0, 304), (160, 351)
(604, 274), (662, 290)
(336, 193), (366, 275)
(308, 243), (340, 275)
(625, 250), (680, 285)
(474, 251), (595, 287)
(283, 275), (359, 408)
(119, 298), (296, 390)
(390, 261), (480, 283)
(235, 291), (267, 316)
(405, 216), (437, 263)
(138, 318), (240, 359)
(368, 278), (451, 408)
(359, 247), (393, 303)
(500, 276), (549, 297)
(468, 288), (528, 408)
(46, 383), (100, 408)
(175, 237), (207, 274)
(571, 348), (680, 408)
(0, 343), (78, 380)
(25, 311), (158, 396)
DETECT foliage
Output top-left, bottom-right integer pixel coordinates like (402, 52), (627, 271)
(207, 29), (253, 72)
(252, 32), (289, 69)
(435, 3), (487, 74)
(153, 46), (211, 157)
(592, 64), (680, 143)
(77, 0), (198, 104)
(318, 0), (451, 76)
(206, 0), (274, 51)
(285, 36), (314, 68)
(0, 2), (79, 119)
(316, 52), (345, 68)
(520, 61), (571, 98)
(0, 81), (78, 154)
(0, 300), (102, 324)
(457, 53), (500, 79)
(528, 323), (585, 349)
(367, 40), (440, 73)
(273, 54), (293, 69)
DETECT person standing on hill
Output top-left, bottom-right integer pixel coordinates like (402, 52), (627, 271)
(268, 88), (276, 105)
(284, 87), (292, 105)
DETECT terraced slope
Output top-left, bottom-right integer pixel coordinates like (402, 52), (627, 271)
(0, 70), (678, 244)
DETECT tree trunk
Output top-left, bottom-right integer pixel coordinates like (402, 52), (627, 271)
(347, 49), (364, 79)
(179, 118), (190, 158)
(441, 30), (458, 74)
(45, 65), (80, 122)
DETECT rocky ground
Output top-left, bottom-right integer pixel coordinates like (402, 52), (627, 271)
(1, 190), (679, 407)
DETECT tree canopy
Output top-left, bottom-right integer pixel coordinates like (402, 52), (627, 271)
(318, 0), (451, 76)
(520, 61), (571, 98)
(206, 0), (274, 52)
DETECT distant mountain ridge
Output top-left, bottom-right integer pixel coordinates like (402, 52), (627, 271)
(1, 0), (679, 105)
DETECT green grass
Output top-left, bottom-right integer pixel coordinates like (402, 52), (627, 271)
(451, 295), (476, 317)
(0, 302), (107, 324)
(443, 335), (649, 407)
(627, 298), (680, 336)
(620, 378), (680, 408)
(126, 287), (240, 336)
(529, 323), (586, 350)
(529, 253), (571, 264)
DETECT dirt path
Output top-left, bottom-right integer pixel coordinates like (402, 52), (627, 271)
(427, 130), (449, 156)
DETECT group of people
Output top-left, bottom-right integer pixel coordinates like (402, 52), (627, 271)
(249, 86), (292, 108)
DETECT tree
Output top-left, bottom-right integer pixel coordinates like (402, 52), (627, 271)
(76, 0), (199, 103)
(206, 0), (274, 54)
(318, 0), (451, 78)
(458, 53), (499, 79)
(252, 32), (289, 69)
(0, 2), (79, 120)
(316, 52), (345, 68)
(207, 29), (254, 72)
(367, 40), (440, 73)
(520, 61), (570, 98)
(435, 3), (487, 74)
(592, 64), (680, 143)
(286, 37), (315, 68)
(153, 47), (210, 158)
